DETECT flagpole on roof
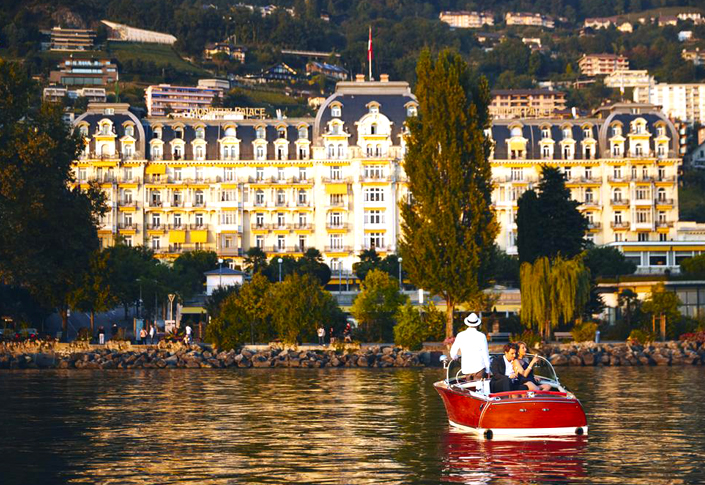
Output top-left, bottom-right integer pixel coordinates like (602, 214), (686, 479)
(368, 25), (373, 81)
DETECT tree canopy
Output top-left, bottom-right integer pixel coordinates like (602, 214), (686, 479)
(351, 269), (408, 342)
(517, 165), (588, 264)
(399, 49), (497, 339)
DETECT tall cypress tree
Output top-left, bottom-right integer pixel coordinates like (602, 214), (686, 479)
(517, 165), (588, 263)
(399, 49), (498, 339)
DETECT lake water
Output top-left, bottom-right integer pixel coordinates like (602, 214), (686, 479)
(0, 367), (703, 484)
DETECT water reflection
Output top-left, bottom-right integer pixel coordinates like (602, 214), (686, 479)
(0, 367), (705, 484)
(441, 431), (587, 484)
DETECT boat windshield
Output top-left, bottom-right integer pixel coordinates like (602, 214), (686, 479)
(489, 353), (558, 383)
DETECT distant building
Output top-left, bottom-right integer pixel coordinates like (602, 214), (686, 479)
(682, 48), (705, 66)
(489, 89), (566, 119)
(617, 21), (633, 33)
(604, 70), (654, 90)
(633, 83), (705, 123)
(306, 61), (348, 81)
(203, 42), (246, 63)
(521, 37), (542, 51)
(578, 53), (629, 77)
(476, 32), (505, 45)
(101, 20), (177, 45)
(49, 58), (118, 87)
(50, 27), (96, 51)
(439, 11), (494, 29)
(677, 12), (702, 23)
(74, 87), (108, 102)
(584, 17), (614, 30)
(257, 63), (298, 83)
(678, 30), (693, 42)
(205, 267), (245, 295)
(659, 15), (678, 27)
(691, 140), (705, 166)
(505, 12), (554, 29)
(198, 78), (230, 91)
(43, 86), (68, 102)
(145, 84), (223, 117)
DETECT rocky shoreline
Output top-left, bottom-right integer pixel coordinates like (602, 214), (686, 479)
(0, 340), (703, 370)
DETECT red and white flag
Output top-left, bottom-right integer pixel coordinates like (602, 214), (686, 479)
(368, 26), (373, 63)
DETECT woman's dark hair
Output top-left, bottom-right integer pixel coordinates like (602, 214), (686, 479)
(503, 343), (517, 353)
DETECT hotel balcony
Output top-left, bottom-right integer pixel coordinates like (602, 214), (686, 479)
(580, 200), (601, 208)
(251, 223), (272, 231)
(270, 245), (309, 254)
(147, 200), (163, 208)
(146, 223), (163, 230)
(168, 223), (187, 230)
(117, 175), (141, 184)
(656, 198), (675, 206)
(322, 176), (353, 184)
(610, 199), (630, 206)
(610, 221), (629, 229)
(633, 198), (653, 206)
(296, 200), (311, 207)
(569, 176), (601, 184)
(587, 222), (602, 230)
(326, 222), (350, 230)
(608, 176), (629, 183)
(189, 223), (209, 230)
(326, 200), (347, 209)
(88, 152), (121, 161)
(292, 223), (313, 231)
(656, 221), (674, 228)
(655, 175), (676, 183)
(324, 245), (353, 253)
(218, 248), (243, 257)
(119, 200), (140, 208)
(359, 174), (392, 183)
(117, 222), (138, 230)
(88, 174), (115, 183)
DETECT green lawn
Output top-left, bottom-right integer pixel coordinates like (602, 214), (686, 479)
(105, 42), (209, 76)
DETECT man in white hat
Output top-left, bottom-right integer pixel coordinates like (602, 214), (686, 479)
(449, 312), (491, 381)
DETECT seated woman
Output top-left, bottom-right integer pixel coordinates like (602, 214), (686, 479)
(513, 341), (552, 392)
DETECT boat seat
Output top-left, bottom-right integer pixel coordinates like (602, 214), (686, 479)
(457, 380), (490, 394)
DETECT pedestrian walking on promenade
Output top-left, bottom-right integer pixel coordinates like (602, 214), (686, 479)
(317, 326), (325, 346)
(139, 327), (147, 343)
(149, 325), (156, 345)
(98, 326), (105, 345)
(185, 324), (193, 345)
(111, 322), (118, 339)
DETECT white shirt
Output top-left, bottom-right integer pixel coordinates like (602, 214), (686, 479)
(149, 327), (155, 337)
(185, 326), (192, 335)
(449, 327), (491, 375)
(503, 356), (515, 378)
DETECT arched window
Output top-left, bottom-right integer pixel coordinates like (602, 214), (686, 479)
(562, 127), (572, 139)
(79, 125), (88, 137)
(657, 188), (666, 201)
(256, 146), (265, 160)
(101, 124), (110, 135)
(224, 126), (236, 137)
(277, 189), (286, 205)
(331, 105), (341, 117)
(585, 188), (593, 203)
(327, 145), (335, 158)
(370, 123), (377, 135)
(298, 126), (308, 139)
(174, 127), (184, 139)
(124, 125), (134, 137)
(541, 127), (550, 139)
(195, 127), (205, 139)
(337, 144), (344, 158)
(510, 126), (522, 137)
(255, 189), (265, 206)
(256, 126), (266, 139)
(613, 188), (622, 201)
(195, 146), (204, 160)
(277, 127), (286, 139)
(298, 189), (307, 204)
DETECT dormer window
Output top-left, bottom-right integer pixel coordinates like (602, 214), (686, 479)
(510, 126), (522, 137)
(195, 145), (204, 160)
(174, 127), (184, 139)
(407, 105), (417, 117)
(562, 127), (572, 139)
(330, 122), (341, 135)
(331, 105), (341, 117)
(612, 125), (622, 137)
(657, 125), (665, 136)
(173, 145), (183, 160)
(224, 126), (236, 137)
(298, 126), (308, 139)
(124, 125), (134, 137)
(100, 124), (110, 135)
(277, 127), (286, 139)
(153, 127), (162, 139)
(369, 105), (379, 114)
(583, 127), (592, 138)
(370, 123), (377, 135)
(79, 125), (88, 137)
(256, 126), (266, 139)
(195, 127), (205, 139)
(541, 127), (550, 139)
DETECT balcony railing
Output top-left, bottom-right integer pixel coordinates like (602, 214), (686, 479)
(611, 221), (629, 229)
(146, 223), (163, 230)
(274, 200), (288, 207)
(610, 199), (630, 206)
(359, 175), (392, 183)
(117, 176), (141, 184)
(587, 222), (602, 230)
(251, 223), (271, 230)
(326, 200), (346, 208)
(88, 152), (120, 161)
(326, 222), (350, 230)
(292, 223), (313, 230)
(148, 200), (163, 208)
(168, 224), (186, 230)
(118, 200), (139, 208)
(656, 198), (675, 206)
(656, 221), (674, 228)
(296, 200), (310, 207)
(581, 199), (600, 207)
(655, 175), (676, 183)
(270, 245), (309, 254)
(324, 246), (353, 253)
(189, 223), (208, 230)
(117, 222), (137, 230)
(322, 176), (353, 184)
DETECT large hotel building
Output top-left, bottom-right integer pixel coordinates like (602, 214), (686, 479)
(72, 78), (704, 277)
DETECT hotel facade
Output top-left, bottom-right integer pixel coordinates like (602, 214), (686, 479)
(72, 79), (702, 276)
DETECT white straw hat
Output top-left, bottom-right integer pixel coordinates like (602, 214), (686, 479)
(465, 313), (481, 327)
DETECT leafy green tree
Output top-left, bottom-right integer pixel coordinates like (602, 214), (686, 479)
(205, 290), (248, 350)
(490, 245), (520, 286)
(205, 285), (239, 320)
(68, 249), (119, 333)
(618, 288), (640, 328)
(642, 283), (681, 338)
(517, 166), (588, 264)
(353, 248), (383, 281)
(172, 250), (218, 300)
(297, 248), (331, 285)
(264, 255), (298, 283)
(269, 272), (343, 345)
(520, 255), (591, 340)
(394, 301), (427, 350)
(244, 246), (269, 275)
(399, 49), (497, 340)
(583, 245), (637, 278)
(351, 269), (408, 342)
(237, 273), (275, 344)
(681, 254), (705, 276)
(0, 60), (106, 337)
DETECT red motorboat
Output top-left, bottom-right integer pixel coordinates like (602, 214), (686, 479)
(435, 353), (588, 438)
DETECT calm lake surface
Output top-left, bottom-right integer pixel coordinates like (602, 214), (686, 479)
(0, 366), (703, 484)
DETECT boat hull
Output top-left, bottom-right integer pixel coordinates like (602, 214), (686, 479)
(435, 381), (588, 437)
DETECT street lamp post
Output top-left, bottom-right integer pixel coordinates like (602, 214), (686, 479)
(278, 258), (283, 283)
(218, 258), (224, 288)
(398, 256), (403, 291)
(339, 262), (342, 296)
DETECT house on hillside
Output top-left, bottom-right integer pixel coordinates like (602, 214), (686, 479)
(306, 61), (348, 81)
(257, 63), (298, 83)
(204, 42), (247, 63)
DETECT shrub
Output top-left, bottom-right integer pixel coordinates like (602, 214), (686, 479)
(628, 329), (655, 345)
(511, 330), (542, 348)
(679, 331), (705, 344)
(76, 327), (92, 342)
(572, 322), (598, 342)
(393, 302), (426, 350)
